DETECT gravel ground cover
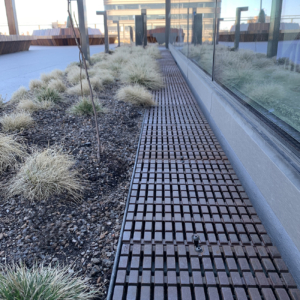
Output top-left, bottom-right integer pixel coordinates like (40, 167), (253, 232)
(0, 76), (144, 299)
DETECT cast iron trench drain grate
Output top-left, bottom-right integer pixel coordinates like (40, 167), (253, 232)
(108, 50), (300, 300)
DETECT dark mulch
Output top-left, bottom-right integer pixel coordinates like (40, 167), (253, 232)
(0, 80), (144, 298)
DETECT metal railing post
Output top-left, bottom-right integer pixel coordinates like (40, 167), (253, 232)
(141, 9), (147, 47)
(193, 13), (203, 45)
(113, 20), (120, 47)
(267, 0), (283, 58)
(216, 18), (224, 45)
(128, 26), (133, 43)
(165, 0), (170, 48)
(234, 7), (248, 50)
(135, 15), (143, 46)
(96, 11), (109, 53)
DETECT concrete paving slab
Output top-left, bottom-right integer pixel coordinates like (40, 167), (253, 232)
(0, 44), (115, 101)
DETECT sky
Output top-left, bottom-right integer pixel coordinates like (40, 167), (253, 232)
(0, 0), (105, 35)
(0, 0), (299, 34)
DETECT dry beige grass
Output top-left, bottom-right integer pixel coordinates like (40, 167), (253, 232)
(0, 133), (26, 174)
(48, 79), (66, 93)
(0, 111), (34, 132)
(115, 85), (156, 106)
(17, 99), (54, 112)
(7, 148), (83, 201)
(10, 87), (28, 103)
(90, 52), (108, 65)
(145, 45), (162, 59)
(120, 56), (164, 90)
(66, 80), (91, 96)
(29, 79), (44, 90)
(40, 69), (64, 84)
(90, 77), (104, 92)
(66, 66), (87, 85)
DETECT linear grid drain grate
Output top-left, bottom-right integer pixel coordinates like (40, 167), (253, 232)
(111, 51), (300, 300)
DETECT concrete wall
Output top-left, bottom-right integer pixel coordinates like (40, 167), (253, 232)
(169, 44), (300, 287)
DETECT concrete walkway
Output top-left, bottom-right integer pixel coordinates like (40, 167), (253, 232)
(0, 44), (115, 101)
(111, 50), (300, 300)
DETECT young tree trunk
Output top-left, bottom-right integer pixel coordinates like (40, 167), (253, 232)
(67, 0), (101, 162)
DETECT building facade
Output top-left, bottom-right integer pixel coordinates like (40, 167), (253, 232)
(104, 0), (221, 43)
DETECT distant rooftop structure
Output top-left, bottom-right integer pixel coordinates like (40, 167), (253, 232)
(230, 22), (300, 32)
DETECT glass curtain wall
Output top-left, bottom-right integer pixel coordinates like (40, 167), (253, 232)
(171, 0), (300, 140)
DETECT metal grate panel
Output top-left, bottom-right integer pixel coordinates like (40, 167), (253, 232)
(111, 50), (300, 300)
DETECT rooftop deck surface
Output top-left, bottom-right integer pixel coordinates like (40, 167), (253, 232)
(111, 50), (300, 300)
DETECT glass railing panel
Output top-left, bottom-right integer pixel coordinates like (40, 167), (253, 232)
(176, 0), (216, 76)
(214, 0), (300, 137)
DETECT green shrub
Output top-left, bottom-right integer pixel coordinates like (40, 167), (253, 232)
(0, 263), (97, 300)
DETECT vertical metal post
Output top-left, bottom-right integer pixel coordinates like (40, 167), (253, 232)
(77, 0), (90, 61)
(4, 0), (19, 35)
(129, 26), (133, 42)
(187, 8), (190, 45)
(165, 0), (170, 48)
(193, 14), (203, 45)
(267, 0), (283, 58)
(135, 15), (144, 46)
(234, 7), (248, 50)
(96, 11), (109, 53)
(113, 20), (120, 47)
(216, 18), (224, 45)
(191, 7), (196, 44)
(141, 9), (147, 47)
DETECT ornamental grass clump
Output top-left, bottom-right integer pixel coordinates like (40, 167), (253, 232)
(66, 66), (87, 85)
(116, 85), (156, 106)
(120, 57), (164, 90)
(41, 69), (64, 84)
(37, 88), (62, 103)
(0, 133), (26, 174)
(0, 95), (3, 108)
(29, 79), (44, 90)
(66, 80), (92, 96)
(17, 99), (54, 112)
(0, 111), (34, 132)
(7, 148), (82, 201)
(0, 263), (97, 300)
(145, 45), (162, 59)
(10, 86), (28, 103)
(48, 79), (66, 93)
(70, 97), (106, 116)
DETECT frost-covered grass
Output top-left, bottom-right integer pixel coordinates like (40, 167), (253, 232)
(0, 263), (97, 300)
(0, 134), (26, 174)
(7, 148), (82, 201)
(37, 88), (62, 103)
(17, 99), (54, 112)
(10, 87), (28, 103)
(120, 56), (164, 90)
(48, 79), (66, 93)
(116, 85), (156, 106)
(66, 80), (92, 96)
(180, 44), (300, 131)
(70, 97), (106, 116)
(0, 111), (34, 132)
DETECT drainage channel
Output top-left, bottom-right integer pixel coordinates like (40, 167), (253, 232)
(108, 50), (300, 300)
